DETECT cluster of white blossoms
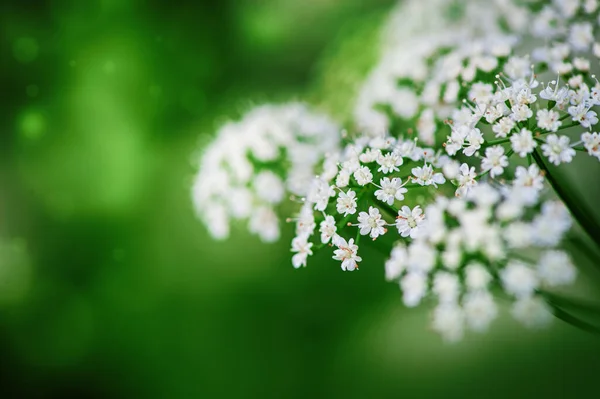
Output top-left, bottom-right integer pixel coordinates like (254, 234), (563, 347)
(289, 133), (448, 270)
(193, 0), (600, 341)
(192, 103), (339, 242)
(384, 181), (576, 341)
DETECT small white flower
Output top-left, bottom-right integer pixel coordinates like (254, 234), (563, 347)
(319, 215), (337, 244)
(511, 103), (533, 122)
(481, 146), (508, 178)
(569, 104), (599, 128)
(291, 235), (313, 268)
(582, 132), (600, 159)
(377, 152), (403, 174)
(396, 205), (425, 238)
(353, 165), (374, 186)
(465, 262), (492, 291)
(400, 272), (427, 307)
(359, 148), (381, 163)
(500, 260), (539, 298)
(254, 171), (284, 204)
(511, 296), (553, 328)
(510, 128), (537, 157)
(442, 160), (461, 180)
(464, 127), (484, 156)
(537, 250), (577, 286)
(514, 164), (544, 191)
(335, 168), (351, 188)
(385, 244), (407, 281)
(308, 179), (335, 212)
(432, 271), (460, 303)
(463, 291), (498, 332)
(336, 189), (358, 216)
(503, 221), (533, 249)
(412, 164), (446, 187)
(456, 163), (477, 198)
(432, 304), (465, 342)
(375, 177), (408, 205)
(536, 109), (562, 132)
(541, 134), (576, 165)
(492, 116), (516, 138)
(357, 206), (387, 239)
(332, 237), (362, 271)
(569, 22), (594, 51)
(249, 206), (280, 242)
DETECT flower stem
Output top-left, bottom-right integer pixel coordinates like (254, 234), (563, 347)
(548, 303), (600, 336)
(532, 149), (600, 248)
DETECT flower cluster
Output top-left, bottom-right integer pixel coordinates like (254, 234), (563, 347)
(289, 133), (447, 269)
(192, 0), (599, 341)
(385, 182), (576, 341)
(192, 103), (339, 242)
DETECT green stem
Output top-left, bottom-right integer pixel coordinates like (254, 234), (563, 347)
(549, 304), (600, 336)
(482, 137), (511, 148)
(540, 291), (600, 315)
(531, 149), (600, 248)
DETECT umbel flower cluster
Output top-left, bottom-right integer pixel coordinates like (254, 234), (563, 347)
(193, 0), (600, 341)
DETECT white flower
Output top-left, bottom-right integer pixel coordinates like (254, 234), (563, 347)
(254, 171), (284, 204)
(335, 168), (351, 188)
(294, 204), (316, 237)
(308, 179), (335, 212)
(510, 128), (537, 157)
(500, 260), (539, 298)
(514, 164), (544, 191)
(396, 205), (424, 238)
(412, 164), (446, 187)
(455, 163), (477, 198)
(353, 165), (374, 186)
(291, 236), (313, 268)
(536, 109), (561, 132)
(464, 262), (492, 291)
(375, 177), (408, 205)
(433, 271), (460, 303)
(336, 189), (358, 216)
(357, 206), (387, 239)
(359, 148), (381, 163)
(463, 291), (498, 332)
(442, 160), (461, 179)
(385, 244), (407, 281)
(249, 206), (280, 242)
(481, 146), (508, 178)
(569, 22), (594, 51)
(503, 221), (533, 248)
(377, 152), (403, 173)
(511, 296), (553, 328)
(541, 134), (576, 165)
(569, 104), (599, 128)
(511, 104), (533, 122)
(582, 132), (600, 159)
(537, 250), (577, 286)
(532, 201), (572, 247)
(432, 304), (465, 342)
(332, 237), (362, 271)
(319, 215), (337, 244)
(400, 272), (427, 307)
(492, 116), (516, 138)
(464, 127), (484, 156)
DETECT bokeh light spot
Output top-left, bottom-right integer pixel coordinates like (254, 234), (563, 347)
(18, 109), (46, 140)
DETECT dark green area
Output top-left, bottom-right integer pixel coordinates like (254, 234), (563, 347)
(1, 1), (600, 398)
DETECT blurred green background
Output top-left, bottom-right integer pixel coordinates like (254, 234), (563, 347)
(1, 1), (600, 397)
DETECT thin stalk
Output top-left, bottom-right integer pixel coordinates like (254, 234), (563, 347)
(532, 149), (600, 248)
(549, 304), (600, 335)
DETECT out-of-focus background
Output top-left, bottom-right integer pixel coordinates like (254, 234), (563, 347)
(1, 1), (600, 397)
